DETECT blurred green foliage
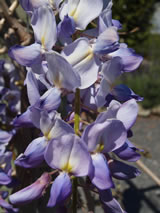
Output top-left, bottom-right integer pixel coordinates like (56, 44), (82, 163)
(120, 34), (160, 109)
(113, 1), (160, 108)
(112, 0), (158, 54)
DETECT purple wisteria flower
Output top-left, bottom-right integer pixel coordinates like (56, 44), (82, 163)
(82, 117), (127, 189)
(9, 172), (51, 205)
(6, 0), (143, 212)
(15, 110), (74, 168)
(44, 133), (92, 207)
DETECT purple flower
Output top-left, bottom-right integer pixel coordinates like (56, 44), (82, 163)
(44, 133), (92, 207)
(15, 111), (74, 168)
(9, 173), (51, 205)
(0, 151), (12, 185)
(109, 43), (143, 72)
(108, 159), (140, 180)
(82, 118), (127, 189)
(59, 0), (103, 30)
(99, 189), (126, 213)
(0, 196), (18, 213)
(96, 99), (139, 131)
(113, 139), (141, 162)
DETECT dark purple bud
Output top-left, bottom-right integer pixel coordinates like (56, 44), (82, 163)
(114, 141), (141, 162)
(108, 159), (141, 180)
(99, 189), (126, 213)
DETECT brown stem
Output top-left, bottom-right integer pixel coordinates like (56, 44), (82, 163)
(9, 0), (18, 15)
(0, 18), (5, 31)
(80, 103), (98, 114)
(0, 1), (32, 45)
(136, 160), (160, 186)
(0, 46), (7, 54)
(49, 169), (58, 176)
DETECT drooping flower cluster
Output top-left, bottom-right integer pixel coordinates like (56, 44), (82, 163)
(1, 0), (144, 212)
(0, 60), (21, 213)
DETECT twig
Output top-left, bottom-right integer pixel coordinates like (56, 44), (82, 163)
(119, 27), (139, 35)
(9, 0), (18, 15)
(136, 160), (160, 186)
(49, 169), (58, 176)
(0, 1), (32, 45)
(78, 184), (99, 194)
(80, 103), (98, 114)
(0, 18), (5, 31)
(80, 119), (90, 125)
(78, 33), (96, 39)
(0, 46), (7, 54)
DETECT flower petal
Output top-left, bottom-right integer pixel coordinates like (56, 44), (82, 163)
(116, 99), (138, 130)
(0, 170), (12, 185)
(95, 100), (121, 123)
(9, 173), (50, 205)
(45, 134), (91, 176)
(95, 78), (111, 108)
(47, 172), (72, 207)
(99, 189), (126, 213)
(15, 137), (47, 168)
(0, 197), (18, 212)
(108, 159), (141, 180)
(25, 70), (40, 105)
(113, 140), (141, 162)
(60, 0), (103, 30)
(45, 51), (81, 91)
(62, 38), (100, 89)
(31, 5), (57, 50)
(98, 0), (113, 33)
(93, 27), (119, 54)
(35, 87), (61, 112)
(111, 84), (143, 102)
(89, 153), (114, 190)
(20, 0), (49, 12)
(102, 57), (122, 85)
(8, 43), (42, 67)
(48, 118), (75, 140)
(82, 119), (126, 153)
(109, 43), (143, 72)
(0, 130), (13, 144)
(58, 15), (75, 45)
(13, 108), (33, 128)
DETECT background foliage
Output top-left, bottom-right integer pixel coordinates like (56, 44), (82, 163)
(112, 0), (160, 108)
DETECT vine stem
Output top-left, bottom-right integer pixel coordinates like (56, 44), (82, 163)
(72, 178), (78, 213)
(74, 88), (81, 135)
(72, 88), (81, 213)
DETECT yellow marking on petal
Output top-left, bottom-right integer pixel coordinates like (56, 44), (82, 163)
(69, 47), (93, 67)
(95, 143), (104, 153)
(53, 74), (62, 89)
(69, 8), (76, 18)
(85, 50), (94, 62)
(41, 27), (47, 49)
(69, 8), (79, 21)
(41, 35), (45, 49)
(62, 162), (73, 173)
(1, 163), (6, 169)
(49, 0), (54, 5)
(44, 132), (51, 140)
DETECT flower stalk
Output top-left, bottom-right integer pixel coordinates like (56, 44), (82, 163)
(72, 88), (81, 213)
(74, 88), (81, 135)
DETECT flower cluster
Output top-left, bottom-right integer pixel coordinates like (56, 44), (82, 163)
(0, 60), (21, 213)
(1, 0), (144, 212)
